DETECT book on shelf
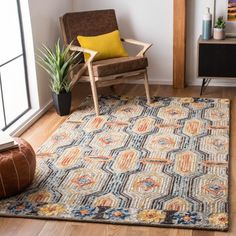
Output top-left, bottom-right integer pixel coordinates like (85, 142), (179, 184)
(0, 131), (18, 152)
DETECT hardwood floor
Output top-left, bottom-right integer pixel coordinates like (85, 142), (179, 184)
(1, 84), (235, 236)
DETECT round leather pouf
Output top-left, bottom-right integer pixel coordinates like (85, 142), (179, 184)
(0, 138), (36, 198)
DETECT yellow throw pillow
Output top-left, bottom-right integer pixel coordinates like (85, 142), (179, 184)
(77, 30), (128, 61)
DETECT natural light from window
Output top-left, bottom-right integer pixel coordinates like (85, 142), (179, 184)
(0, 0), (30, 130)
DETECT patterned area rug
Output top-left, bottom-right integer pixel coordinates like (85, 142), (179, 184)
(0, 96), (230, 231)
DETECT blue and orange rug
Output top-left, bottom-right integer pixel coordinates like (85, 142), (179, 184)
(0, 96), (230, 230)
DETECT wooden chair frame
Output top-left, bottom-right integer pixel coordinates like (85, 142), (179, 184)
(60, 17), (152, 116)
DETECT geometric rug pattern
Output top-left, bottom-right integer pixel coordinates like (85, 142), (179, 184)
(0, 96), (230, 231)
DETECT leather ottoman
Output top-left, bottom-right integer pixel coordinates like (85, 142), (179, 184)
(0, 138), (36, 198)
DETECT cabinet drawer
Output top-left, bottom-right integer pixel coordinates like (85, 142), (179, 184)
(198, 43), (236, 77)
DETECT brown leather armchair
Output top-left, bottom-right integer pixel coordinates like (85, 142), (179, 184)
(60, 9), (152, 115)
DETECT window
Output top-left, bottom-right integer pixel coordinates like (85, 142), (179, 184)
(0, 0), (30, 131)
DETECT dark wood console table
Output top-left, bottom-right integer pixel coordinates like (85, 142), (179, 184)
(198, 36), (236, 95)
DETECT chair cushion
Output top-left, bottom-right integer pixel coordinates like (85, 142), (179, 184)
(77, 30), (128, 61)
(91, 56), (148, 77)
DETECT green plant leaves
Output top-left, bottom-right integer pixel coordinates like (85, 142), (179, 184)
(215, 16), (226, 29)
(37, 39), (81, 94)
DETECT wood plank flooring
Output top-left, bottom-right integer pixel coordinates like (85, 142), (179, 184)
(0, 84), (235, 236)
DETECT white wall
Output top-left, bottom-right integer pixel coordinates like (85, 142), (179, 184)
(72, 0), (173, 85)
(28, 0), (73, 108)
(186, 0), (204, 86)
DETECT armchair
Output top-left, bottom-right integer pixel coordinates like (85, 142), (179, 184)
(60, 9), (152, 115)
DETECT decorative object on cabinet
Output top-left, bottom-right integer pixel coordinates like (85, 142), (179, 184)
(202, 7), (212, 40)
(213, 16), (226, 40)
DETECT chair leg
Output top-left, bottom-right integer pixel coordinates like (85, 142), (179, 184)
(144, 70), (151, 104)
(88, 65), (99, 116)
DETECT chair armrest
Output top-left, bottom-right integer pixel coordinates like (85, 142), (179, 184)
(69, 45), (97, 63)
(68, 45), (98, 89)
(121, 38), (152, 56)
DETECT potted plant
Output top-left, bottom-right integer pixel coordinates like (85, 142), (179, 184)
(38, 40), (81, 116)
(213, 16), (226, 40)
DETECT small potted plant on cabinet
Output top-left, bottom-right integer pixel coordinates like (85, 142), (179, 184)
(38, 40), (81, 116)
(213, 16), (226, 40)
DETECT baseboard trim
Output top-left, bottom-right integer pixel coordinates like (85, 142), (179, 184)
(125, 78), (173, 85)
(188, 79), (236, 87)
(10, 100), (53, 137)
(126, 77), (236, 87)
